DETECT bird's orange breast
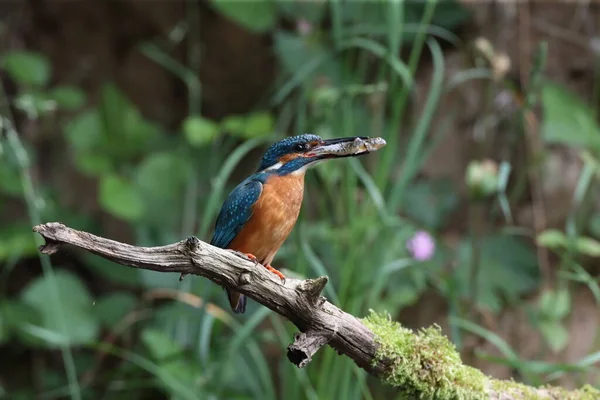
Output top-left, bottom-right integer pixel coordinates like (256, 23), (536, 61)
(228, 172), (305, 265)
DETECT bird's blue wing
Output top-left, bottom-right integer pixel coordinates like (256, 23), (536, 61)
(210, 176), (264, 249)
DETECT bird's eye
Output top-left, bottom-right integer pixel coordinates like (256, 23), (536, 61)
(295, 143), (308, 151)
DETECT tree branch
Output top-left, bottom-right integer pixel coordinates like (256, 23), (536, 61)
(33, 222), (598, 400)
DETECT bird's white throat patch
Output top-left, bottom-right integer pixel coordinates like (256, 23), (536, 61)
(291, 164), (310, 175)
(265, 162), (283, 171)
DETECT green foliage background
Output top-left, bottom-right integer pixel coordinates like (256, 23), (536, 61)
(1, 1), (600, 399)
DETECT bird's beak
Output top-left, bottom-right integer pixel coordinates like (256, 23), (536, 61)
(307, 136), (387, 159)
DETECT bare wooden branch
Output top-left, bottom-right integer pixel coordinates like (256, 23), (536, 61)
(33, 222), (598, 400)
(33, 222), (379, 373)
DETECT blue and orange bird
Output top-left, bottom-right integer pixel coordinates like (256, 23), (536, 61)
(210, 134), (383, 313)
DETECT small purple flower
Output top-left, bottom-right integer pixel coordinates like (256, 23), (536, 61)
(296, 19), (313, 36)
(406, 231), (435, 261)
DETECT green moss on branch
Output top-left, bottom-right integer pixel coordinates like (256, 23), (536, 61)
(363, 311), (486, 399)
(362, 311), (600, 400)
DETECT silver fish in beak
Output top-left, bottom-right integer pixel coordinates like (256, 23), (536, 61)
(307, 136), (387, 159)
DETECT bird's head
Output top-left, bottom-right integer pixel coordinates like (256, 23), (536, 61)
(258, 134), (382, 175)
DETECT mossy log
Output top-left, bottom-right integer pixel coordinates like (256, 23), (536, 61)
(33, 222), (599, 400)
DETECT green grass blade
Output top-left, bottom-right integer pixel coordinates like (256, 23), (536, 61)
(244, 339), (277, 400)
(376, 0), (439, 190)
(269, 315), (319, 400)
(138, 42), (201, 100)
(368, 258), (414, 307)
(2, 117), (82, 400)
(387, 0), (404, 72)
(449, 317), (520, 362)
(345, 23), (461, 48)
(271, 37), (413, 107)
(225, 307), (275, 399)
(547, 350), (600, 381)
(348, 158), (389, 221)
(561, 264), (600, 305)
(339, 37), (413, 90)
(388, 38), (445, 209)
(95, 343), (199, 400)
(299, 228), (340, 304)
(445, 68), (492, 93)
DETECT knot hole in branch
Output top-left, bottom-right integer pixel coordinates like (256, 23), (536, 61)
(287, 330), (333, 368)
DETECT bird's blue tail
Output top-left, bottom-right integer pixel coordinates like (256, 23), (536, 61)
(226, 289), (247, 314)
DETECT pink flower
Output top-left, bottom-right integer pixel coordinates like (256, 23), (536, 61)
(296, 19), (313, 36)
(406, 231), (435, 261)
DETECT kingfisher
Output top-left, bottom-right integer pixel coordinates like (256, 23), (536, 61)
(210, 134), (383, 313)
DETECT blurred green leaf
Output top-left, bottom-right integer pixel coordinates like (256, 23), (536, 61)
(581, 150), (600, 177)
(276, 0), (326, 24)
(537, 230), (600, 257)
(50, 85), (86, 110)
(183, 115), (219, 147)
(537, 229), (568, 250)
(210, 0), (275, 33)
(2, 300), (42, 345)
(0, 223), (38, 261)
(539, 289), (571, 320)
(64, 110), (103, 151)
(241, 112), (274, 139)
(101, 83), (130, 132)
(310, 86), (341, 110)
(99, 83), (161, 159)
(428, 0), (471, 31)
(65, 84), (162, 176)
(0, 162), (22, 196)
(539, 320), (569, 353)
(94, 292), (137, 327)
(1, 51), (51, 86)
(142, 328), (184, 361)
(20, 324), (70, 347)
(75, 153), (113, 176)
(222, 112), (274, 139)
(19, 270), (99, 347)
(136, 152), (190, 193)
(403, 179), (458, 230)
(456, 234), (539, 311)
(575, 237), (600, 257)
(274, 32), (336, 79)
(14, 90), (56, 118)
(380, 278), (423, 310)
(159, 358), (203, 392)
(541, 82), (600, 152)
(99, 174), (145, 221)
(589, 213), (600, 239)
(135, 151), (191, 228)
(221, 115), (246, 135)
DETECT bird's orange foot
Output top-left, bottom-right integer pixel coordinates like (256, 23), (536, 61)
(244, 253), (259, 265)
(265, 264), (286, 284)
